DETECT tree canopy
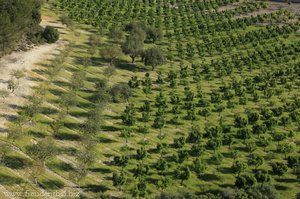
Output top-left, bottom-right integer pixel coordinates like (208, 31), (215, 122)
(0, 0), (43, 56)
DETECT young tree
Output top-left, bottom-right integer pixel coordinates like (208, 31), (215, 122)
(121, 103), (136, 126)
(59, 15), (73, 28)
(111, 83), (133, 103)
(153, 116), (165, 137)
(0, 89), (9, 101)
(27, 137), (57, 167)
(7, 123), (24, 142)
(193, 158), (207, 178)
(254, 170), (271, 185)
(271, 162), (288, 178)
(142, 73), (152, 96)
(120, 127), (132, 146)
(89, 34), (101, 48)
(278, 142), (296, 159)
(7, 78), (17, 93)
(258, 135), (271, 152)
(83, 106), (103, 135)
(133, 163), (149, 178)
(173, 137), (186, 148)
(146, 27), (163, 43)
(11, 69), (25, 84)
(210, 152), (224, 171)
(248, 154), (264, 169)
(113, 155), (128, 171)
(136, 147), (147, 161)
(235, 174), (257, 189)
(272, 132), (287, 147)
(156, 158), (168, 176)
(27, 160), (45, 185)
(76, 147), (96, 167)
(232, 160), (247, 176)
(0, 142), (10, 163)
(50, 113), (64, 137)
(156, 176), (170, 191)
(100, 44), (123, 65)
(287, 156), (300, 172)
(176, 165), (190, 185)
(69, 163), (87, 188)
(69, 70), (86, 94)
(133, 177), (147, 198)
(109, 27), (125, 43)
(60, 92), (78, 114)
(112, 171), (127, 190)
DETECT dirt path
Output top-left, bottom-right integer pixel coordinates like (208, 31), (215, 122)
(0, 16), (67, 134)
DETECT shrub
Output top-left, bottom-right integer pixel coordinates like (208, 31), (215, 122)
(42, 26), (59, 43)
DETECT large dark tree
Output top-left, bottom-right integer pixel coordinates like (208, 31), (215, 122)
(0, 0), (43, 56)
(143, 47), (164, 71)
(122, 27), (146, 63)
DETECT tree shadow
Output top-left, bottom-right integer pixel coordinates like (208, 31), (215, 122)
(3, 155), (31, 169)
(234, 146), (248, 153)
(196, 189), (221, 196)
(54, 132), (82, 141)
(275, 178), (298, 183)
(8, 104), (22, 110)
(0, 113), (17, 122)
(103, 115), (120, 120)
(199, 173), (220, 181)
(0, 173), (23, 185)
(82, 184), (109, 193)
(85, 76), (101, 83)
(115, 61), (147, 72)
(88, 167), (112, 174)
(52, 80), (70, 88)
(28, 130), (46, 138)
(274, 184), (289, 190)
(69, 110), (89, 118)
(38, 178), (65, 190)
(31, 68), (47, 75)
(40, 106), (59, 115)
(48, 88), (65, 97)
(58, 147), (78, 156)
(28, 76), (45, 82)
(48, 161), (74, 172)
(101, 125), (121, 132)
(64, 122), (81, 130)
(76, 101), (94, 110)
(218, 167), (233, 174)
(219, 183), (235, 189)
(98, 136), (116, 143)
(222, 152), (233, 158)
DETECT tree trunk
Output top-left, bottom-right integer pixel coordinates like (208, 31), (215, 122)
(152, 65), (155, 71)
(131, 56), (135, 63)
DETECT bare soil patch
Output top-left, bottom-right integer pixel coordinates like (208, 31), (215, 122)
(0, 17), (67, 134)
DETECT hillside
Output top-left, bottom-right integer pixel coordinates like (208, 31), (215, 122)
(0, 0), (299, 199)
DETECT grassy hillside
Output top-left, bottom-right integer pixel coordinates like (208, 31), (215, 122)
(1, 0), (300, 198)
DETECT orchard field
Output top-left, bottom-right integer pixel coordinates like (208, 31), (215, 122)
(1, 0), (300, 198)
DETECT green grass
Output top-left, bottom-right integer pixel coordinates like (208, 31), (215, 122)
(2, 0), (300, 198)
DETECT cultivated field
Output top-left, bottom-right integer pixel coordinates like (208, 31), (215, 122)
(0, 0), (299, 198)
